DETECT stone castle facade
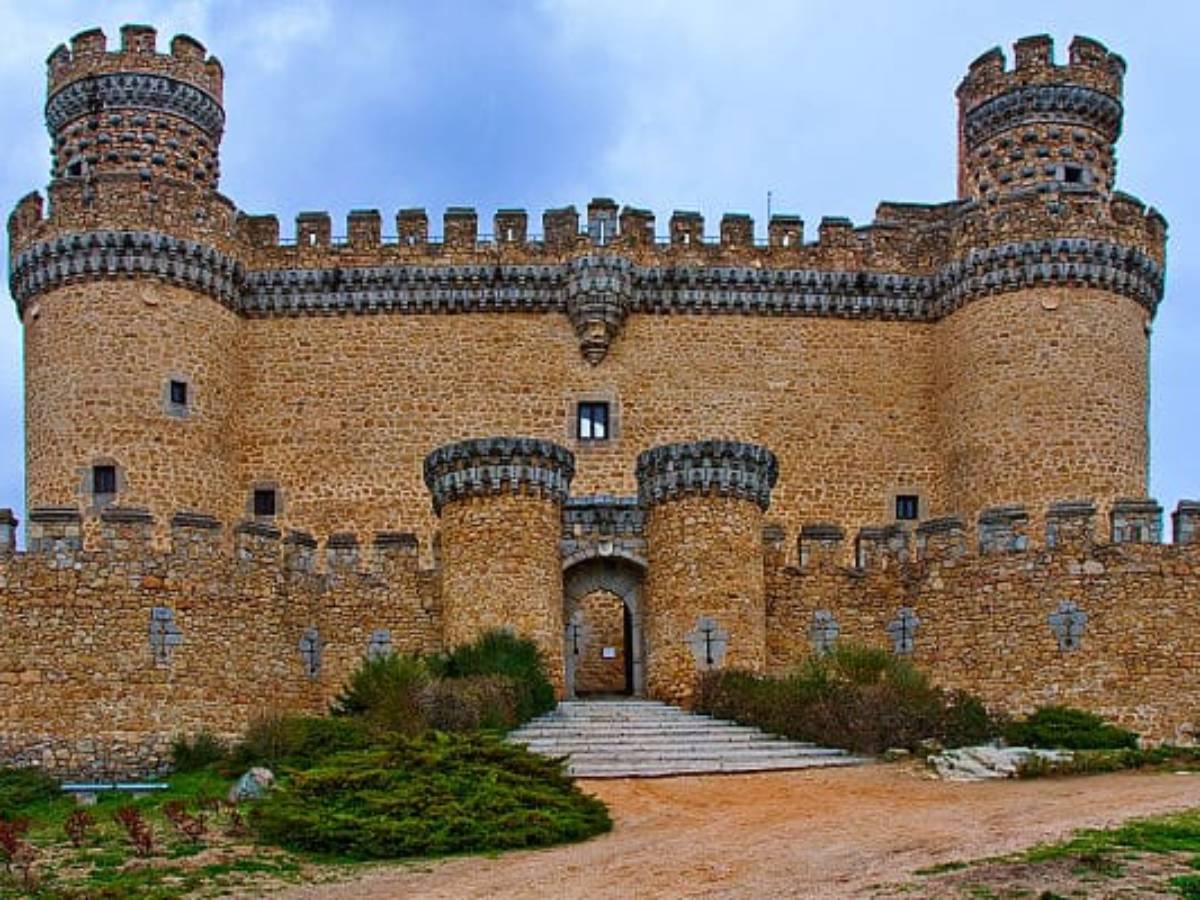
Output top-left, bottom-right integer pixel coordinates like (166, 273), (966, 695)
(3, 25), (1196, 775)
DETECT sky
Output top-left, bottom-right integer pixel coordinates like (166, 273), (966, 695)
(0, 0), (1196, 536)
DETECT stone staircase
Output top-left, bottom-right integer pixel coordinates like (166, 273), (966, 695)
(508, 699), (868, 777)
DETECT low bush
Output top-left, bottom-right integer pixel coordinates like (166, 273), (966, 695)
(1005, 706), (1139, 750)
(694, 644), (999, 755)
(333, 652), (429, 736)
(0, 767), (58, 818)
(233, 712), (375, 770)
(432, 630), (556, 724)
(171, 730), (230, 773)
(250, 731), (610, 859)
(420, 674), (521, 732)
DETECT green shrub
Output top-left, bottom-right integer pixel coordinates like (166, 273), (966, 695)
(1005, 706), (1139, 750)
(171, 730), (230, 773)
(233, 712), (375, 770)
(433, 630), (556, 724)
(0, 766), (58, 818)
(695, 644), (999, 755)
(332, 652), (429, 736)
(420, 675), (521, 732)
(250, 731), (610, 859)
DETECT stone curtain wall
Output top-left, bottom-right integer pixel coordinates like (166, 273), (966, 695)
(765, 503), (1200, 742)
(0, 511), (438, 778)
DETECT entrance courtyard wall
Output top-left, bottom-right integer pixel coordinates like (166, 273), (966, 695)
(0, 497), (1197, 776)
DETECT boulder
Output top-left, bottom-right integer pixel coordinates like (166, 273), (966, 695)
(228, 766), (275, 802)
(928, 745), (1072, 781)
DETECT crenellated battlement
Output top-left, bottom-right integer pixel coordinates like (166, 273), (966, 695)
(956, 36), (1129, 203)
(9, 505), (430, 580)
(47, 25), (223, 104)
(957, 35), (1124, 114)
(784, 498), (1196, 574)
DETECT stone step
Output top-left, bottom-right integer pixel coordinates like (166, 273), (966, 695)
(568, 756), (869, 778)
(528, 745), (847, 762)
(512, 733), (804, 748)
(511, 725), (768, 740)
(509, 699), (865, 778)
(511, 744), (830, 758)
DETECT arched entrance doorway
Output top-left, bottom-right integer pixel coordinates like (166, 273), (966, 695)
(563, 555), (645, 698)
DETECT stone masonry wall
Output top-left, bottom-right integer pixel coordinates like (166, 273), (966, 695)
(0, 512), (438, 778)
(765, 505), (1200, 743)
(935, 286), (1149, 535)
(437, 494), (566, 695)
(23, 281), (243, 542)
(644, 494), (768, 705)
(570, 590), (628, 694)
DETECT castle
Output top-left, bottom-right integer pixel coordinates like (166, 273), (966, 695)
(2, 25), (1197, 776)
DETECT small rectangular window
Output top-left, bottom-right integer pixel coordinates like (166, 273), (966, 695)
(1063, 165), (1084, 184)
(895, 494), (919, 521)
(169, 380), (188, 406)
(253, 488), (277, 517)
(577, 402), (610, 441)
(93, 465), (117, 496)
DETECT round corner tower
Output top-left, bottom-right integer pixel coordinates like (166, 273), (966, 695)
(424, 437), (575, 695)
(938, 34), (1167, 533)
(636, 440), (777, 706)
(9, 24), (243, 535)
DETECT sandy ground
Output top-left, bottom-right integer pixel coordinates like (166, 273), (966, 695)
(271, 764), (1200, 899)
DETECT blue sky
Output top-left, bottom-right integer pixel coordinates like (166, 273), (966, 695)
(1, 0), (1196, 533)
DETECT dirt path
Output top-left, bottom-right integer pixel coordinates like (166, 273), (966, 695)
(271, 765), (1200, 899)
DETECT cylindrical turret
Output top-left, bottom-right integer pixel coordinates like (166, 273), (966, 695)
(10, 25), (241, 538)
(636, 440), (778, 705)
(940, 36), (1167, 537)
(45, 24), (224, 187)
(957, 35), (1124, 203)
(424, 437), (575, 695)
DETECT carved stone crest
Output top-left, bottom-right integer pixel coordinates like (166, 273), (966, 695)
(565, 254), (633, 364)
(1048, 600), (1087, 651)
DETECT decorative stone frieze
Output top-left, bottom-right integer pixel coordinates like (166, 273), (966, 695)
(636, 440), (778, 512)
(423, 437), (575, 515)
(963, 85), (1122, 146)
(560, 494), (646, 566)
(16, 230), (1162, 320)
(9, 231), (242, 314)
(45, 71), (225, 139)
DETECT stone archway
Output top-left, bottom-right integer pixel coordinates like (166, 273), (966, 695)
(563, 556), (645, 698)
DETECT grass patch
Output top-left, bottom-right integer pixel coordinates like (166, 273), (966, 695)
(251, 731), (611, 860)
(914, 860), (969, 875)
(1027, 809), (1200, 861)
(1018, 746), (1200, 779)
